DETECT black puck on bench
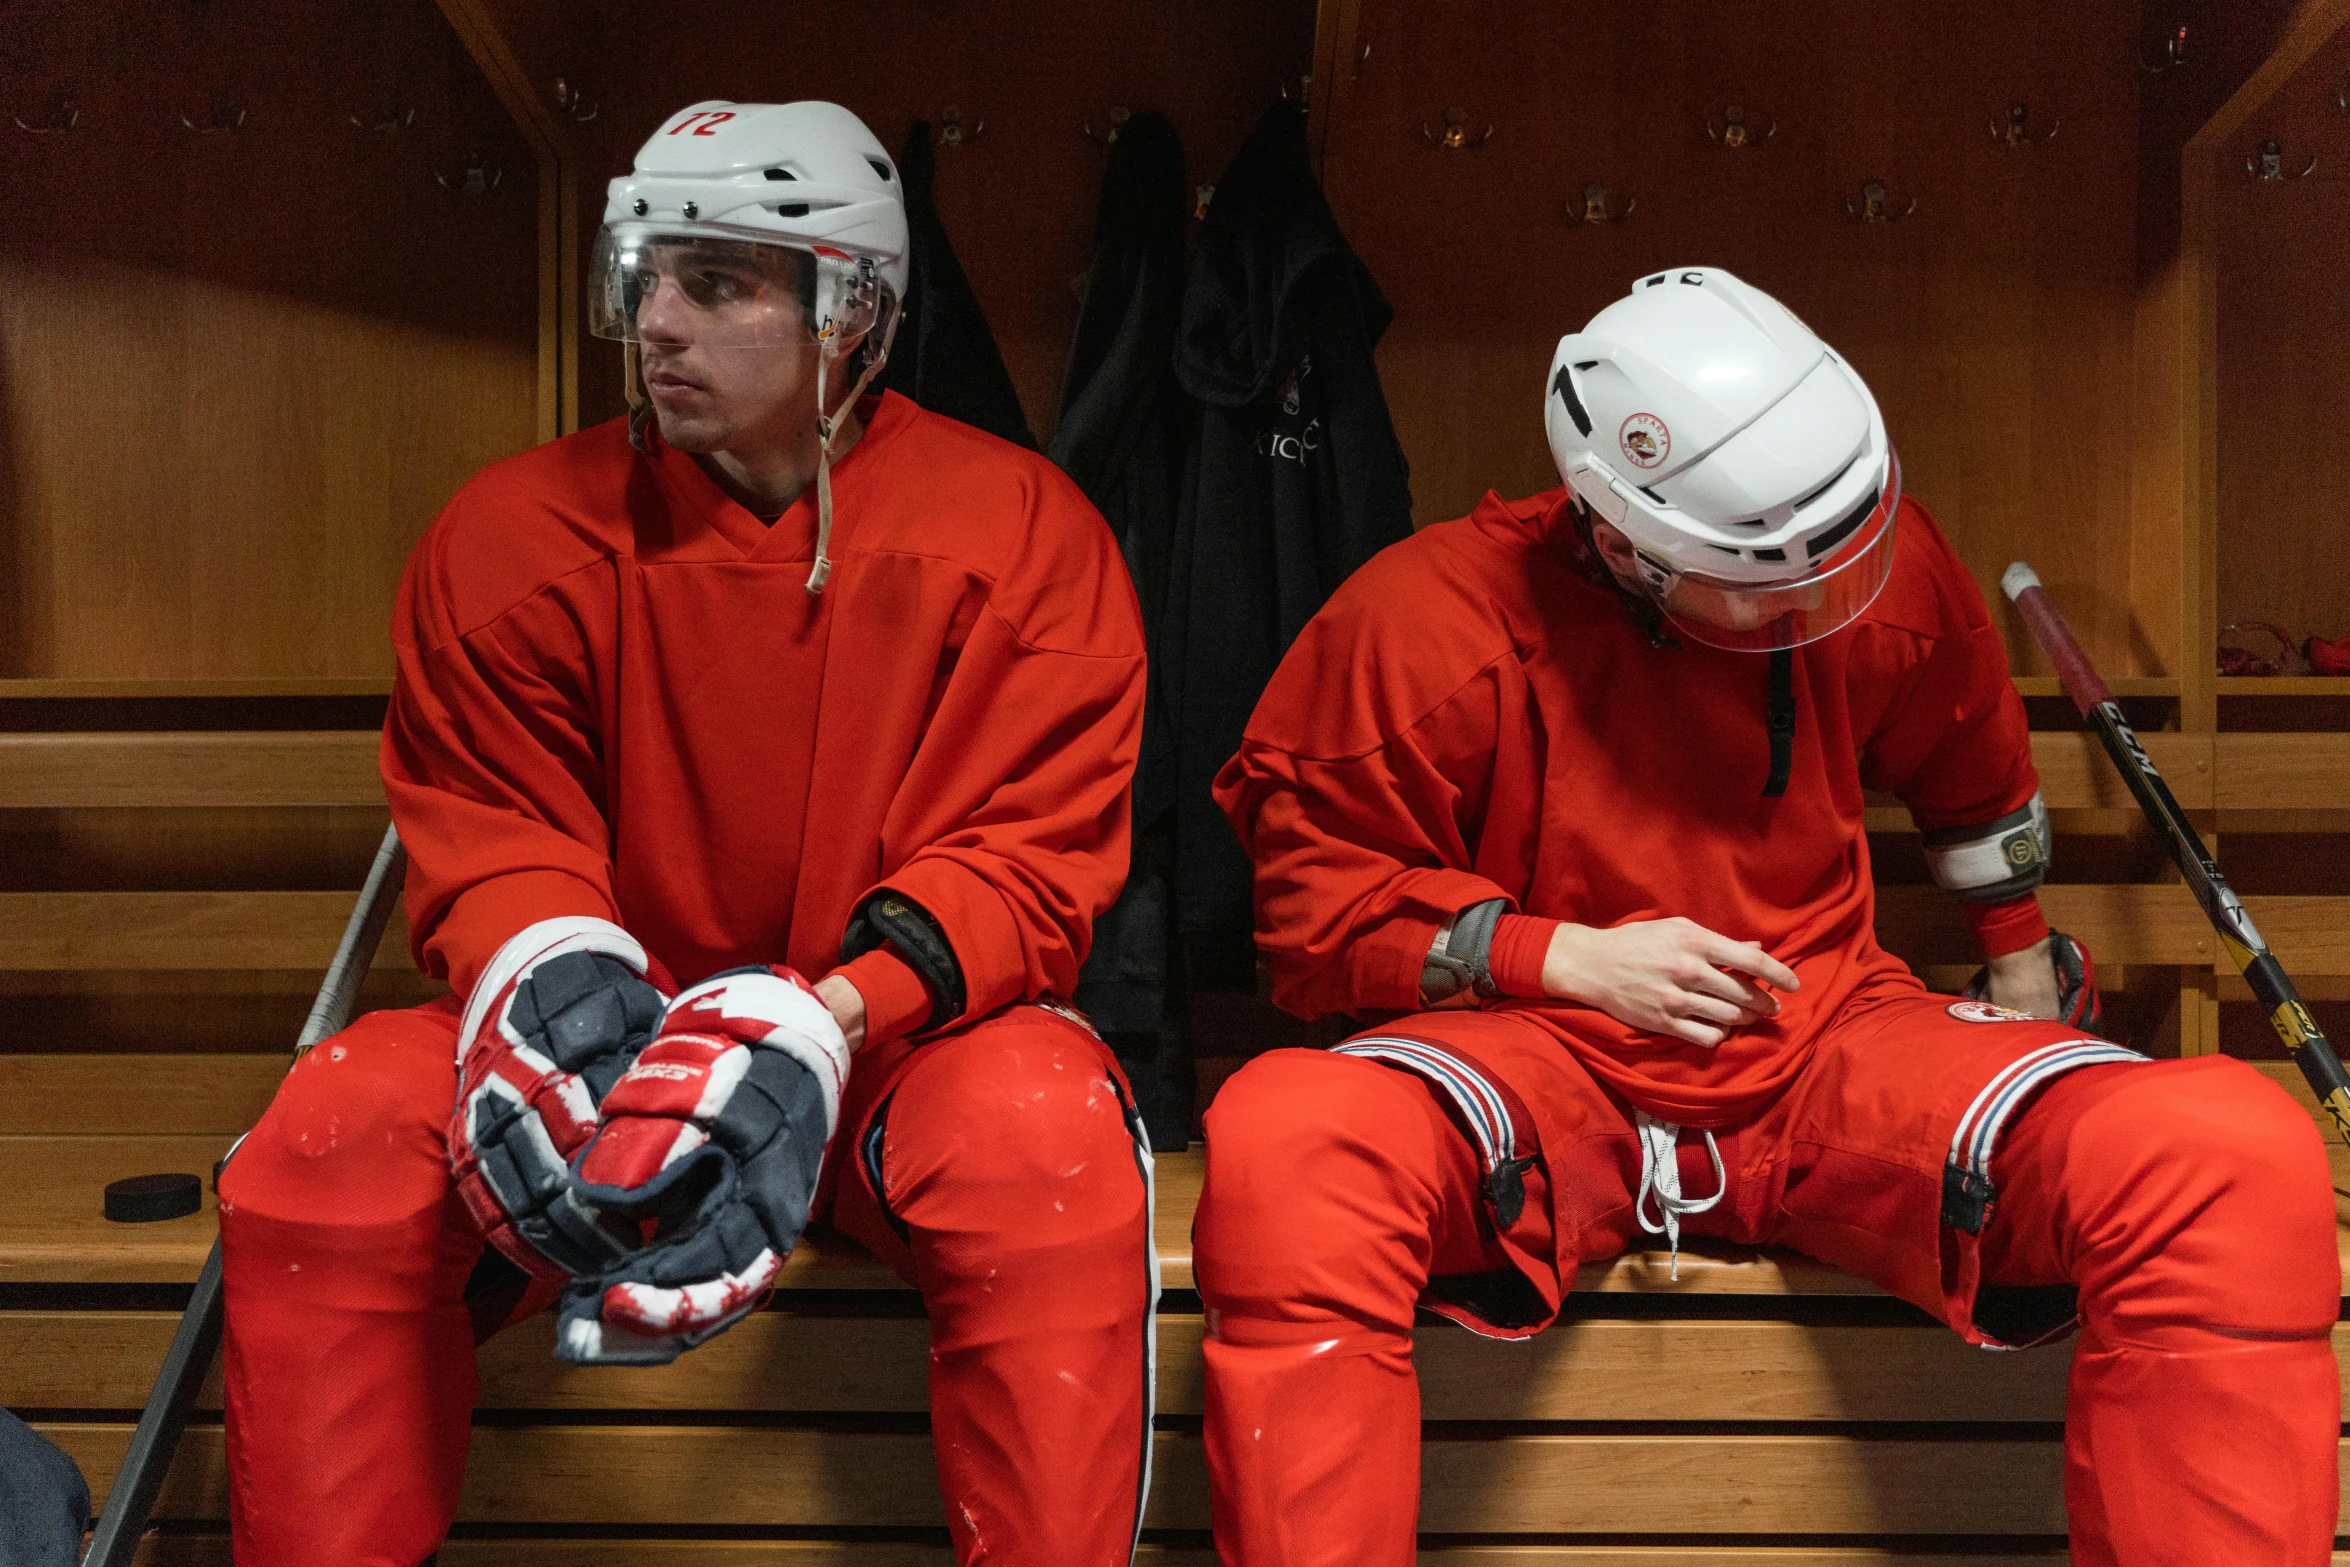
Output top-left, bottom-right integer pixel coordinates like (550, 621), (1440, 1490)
(104, 1173), (203, 1224)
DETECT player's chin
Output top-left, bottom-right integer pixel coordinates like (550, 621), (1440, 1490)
(648, 402), (731, 454)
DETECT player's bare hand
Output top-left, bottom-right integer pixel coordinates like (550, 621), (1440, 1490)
(1540, 917), (1799, 1048)
(814, 973), (869, 1054)
(1983, 937), (2062, 1020)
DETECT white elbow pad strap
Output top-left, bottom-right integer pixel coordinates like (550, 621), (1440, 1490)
(1421, 899), (1509, 1003)
(1923, 794), (2050, 903)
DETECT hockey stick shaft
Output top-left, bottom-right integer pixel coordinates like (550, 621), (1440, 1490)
(83, 823), (407, 1567)
(2002, 563), (2350, 1146)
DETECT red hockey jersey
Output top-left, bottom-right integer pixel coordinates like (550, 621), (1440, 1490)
(384, 393), (1146, 1047)
(1214, 488), (2039, 1127)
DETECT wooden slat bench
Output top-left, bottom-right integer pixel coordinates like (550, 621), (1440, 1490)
(7, 723), (2350, 1560)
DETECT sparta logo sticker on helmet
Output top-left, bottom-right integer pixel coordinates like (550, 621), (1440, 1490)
(1618, 412), (1670, 470)
(1946, 999), (2035, 1025)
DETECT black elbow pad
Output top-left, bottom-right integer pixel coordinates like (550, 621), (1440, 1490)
(841, 890), (966, 1034)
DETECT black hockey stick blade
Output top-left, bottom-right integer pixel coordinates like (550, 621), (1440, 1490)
(83, 824), (408, 1566)
(2003, 563), (2350, 1147)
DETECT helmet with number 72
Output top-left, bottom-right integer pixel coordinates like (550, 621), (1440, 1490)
(1544, 268), (1900, 652)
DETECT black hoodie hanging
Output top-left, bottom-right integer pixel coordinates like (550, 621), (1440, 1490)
(1162, 101), (1415, 989)
(874, 120), (1036, 448)
(1055, 110), (1192, 1040)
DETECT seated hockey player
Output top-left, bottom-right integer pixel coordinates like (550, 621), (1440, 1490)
(1197, 268), (2340, 1565)
(215, 101), (1156, 1567)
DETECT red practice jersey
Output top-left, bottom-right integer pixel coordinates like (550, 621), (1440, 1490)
(1215, 488), (2040, 1127)
(385, 392), (1146, 1046)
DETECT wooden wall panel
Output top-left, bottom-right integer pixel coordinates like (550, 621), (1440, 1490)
(1319, 0), (2159, 676)
(492, 0), (1319, 438)
(0, 0), (540, 681)
(2214, 24), (2350, 646)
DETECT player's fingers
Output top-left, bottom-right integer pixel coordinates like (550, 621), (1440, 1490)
(1684, 965), (1780, 1016)
(1677, 993), (1754, 1028)
(1706, 937), (1801, 992)
(1665, 1017), (1726, 1048)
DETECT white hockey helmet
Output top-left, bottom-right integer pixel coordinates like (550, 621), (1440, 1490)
(1545, 268), (1900, 652)
(591, 101), (910, 353)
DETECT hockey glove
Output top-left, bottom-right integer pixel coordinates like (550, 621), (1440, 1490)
(1966, 928), (2104, 1035)
(555, 965), (850, 1365)
(449, 917), (671, 1285)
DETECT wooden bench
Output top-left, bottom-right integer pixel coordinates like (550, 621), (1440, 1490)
(7, 723), (2350, 1560)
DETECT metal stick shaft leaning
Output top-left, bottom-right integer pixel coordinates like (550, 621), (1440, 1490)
(2002, 562), (2350, 1147)
(83, 824), (408, 1567)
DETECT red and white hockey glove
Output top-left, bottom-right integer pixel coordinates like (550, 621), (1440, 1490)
(1965, 928), (2104, 1035)
(554, 965), (850, 1366)
(448, 917), (671, 1285)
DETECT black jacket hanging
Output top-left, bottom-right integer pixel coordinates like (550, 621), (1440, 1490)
(874, 121), (1036, 448)
(1053, 110), (1191, 1035)
(1163, 101), (1415, 988)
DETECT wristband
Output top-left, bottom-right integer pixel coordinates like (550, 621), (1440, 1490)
(1420, 899), (1509, 1003)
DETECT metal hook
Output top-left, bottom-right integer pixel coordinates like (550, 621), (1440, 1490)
(12, 97), (80, 134)
(1705, 105), (1774, 150)
(1571, 182), (1634, 226)
(1278, 75), (1313, 106)
(1420, 106), (1493, 150)
(2335, 75), (2350, 115)
(1845, 179), (1916, 223)
(181, 94), (246, 133)
(937, 106), (984, 146)
(1081, 106), (1130, 145)
(549, 78), (597, 123)
(2143, 22), (2190, 73)
(436, 152), (503, 195)
(1990, 102), (2058, 148)
(346, 102), (416, 134)
(2246, 137), (2316, 182)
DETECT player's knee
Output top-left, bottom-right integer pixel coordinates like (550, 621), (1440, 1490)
(2074, 1060), (2339, 1314)
(219, 1009), (458, 1227)
(1197, 1050), (1433, 1282)
(885, 1018), (1143, 1232)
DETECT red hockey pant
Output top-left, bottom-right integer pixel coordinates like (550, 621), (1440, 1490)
(1196, 1042), (2341, 1566)
(216, 997), (1153, 1567)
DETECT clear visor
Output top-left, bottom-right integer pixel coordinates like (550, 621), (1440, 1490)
(1645, 454), (1901, 652)
(589, 226), (816, 347)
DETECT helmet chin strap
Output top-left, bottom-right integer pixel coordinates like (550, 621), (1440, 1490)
(804, 314), (897, 597)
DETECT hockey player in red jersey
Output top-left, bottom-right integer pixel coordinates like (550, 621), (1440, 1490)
(215, 101), (1156, 1566)
(1199, 268), (2340, 1565)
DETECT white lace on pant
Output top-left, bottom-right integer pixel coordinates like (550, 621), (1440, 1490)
(1634, 1111), (1725, 1280)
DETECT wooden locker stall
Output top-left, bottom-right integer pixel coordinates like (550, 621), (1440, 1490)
(5, 0), (2350, 1561)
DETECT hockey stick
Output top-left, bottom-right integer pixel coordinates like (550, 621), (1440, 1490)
(83, 822), (407, 1567)
(2002, 563), (2350, 1148)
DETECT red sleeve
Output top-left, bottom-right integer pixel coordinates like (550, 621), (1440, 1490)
(382, 512), (622, 999)
(1215, 641), (1531, 1021)
(1856, 504), (2047, 958)
(855, 483), (1147, 1031)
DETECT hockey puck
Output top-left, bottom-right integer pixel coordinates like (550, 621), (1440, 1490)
(104, 1173), (202, 1224)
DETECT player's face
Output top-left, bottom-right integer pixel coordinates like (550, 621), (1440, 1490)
(632, 244), (829, 456)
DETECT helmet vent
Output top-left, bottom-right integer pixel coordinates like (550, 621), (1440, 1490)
(1807, 489), (1879, 559)
(1638, 485), (1668, 505)
(866, 157), (893, 181)
(1795, 457), (1856, 512)
(775, 203), (810, 218)
(1551, 365), (1592, 437)
(1708, 544), (1741, 556)
(764, 168), (797, 181)
(1754, 547), (1787, 563)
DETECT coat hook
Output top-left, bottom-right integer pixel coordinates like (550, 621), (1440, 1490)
(1705, 105), (1774, 150)
(181, 94), (246, 133)
(549, 78), (598, 123)
(2335, 74), (2350, 114)
(1421, 106), (1493, 150)
(1082, 106), (1130, 145)
(1990, 102), (2058, 148)
(937, 106), (984, 146)
(2143, 22), (2191, 73)
(2246, 137), (2316, 182)
(347, 101), (416, 134)
(12, 97), (80, 134)
(1845, 179), (1916, 223)
(436, 152), (503, 195)
(1570, 181), (1634, 225)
